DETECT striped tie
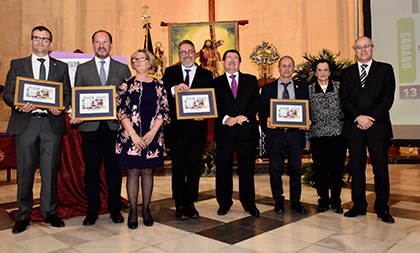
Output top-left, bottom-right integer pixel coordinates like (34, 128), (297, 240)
(360, 64), (368, 88)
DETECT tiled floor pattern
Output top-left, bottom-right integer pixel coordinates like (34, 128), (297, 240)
(0, 163), (419, 252)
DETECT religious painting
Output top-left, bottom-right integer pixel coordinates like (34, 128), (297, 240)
(168, 21), (239, 77)
(269, 99), (310, 128)
(14, 77), (63, 110)
(175, 88), (218, 120)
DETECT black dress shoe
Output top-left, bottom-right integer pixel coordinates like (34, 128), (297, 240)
(274, 202), (285, 214)
(317, 206), (328, 213)
(246, 207), (260, 217)
(45, 214), (65, 227)
(377, 211), (395, 223)
(83, 212), (99, 225)
(187, 204), (199, 218)
(344, 208), (366, 217)
(175, 206), (188, 220)
(127, 221), (138, 229)
(110, 211), (124, 223)
(143, 219), (154, 226)
(291, 202), (308, 215)
(217, 206), (230, 216)
(12, 219), (29, 234)
(332, 207), (344, 214)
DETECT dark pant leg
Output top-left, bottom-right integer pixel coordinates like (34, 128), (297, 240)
(14, 118), (41, 220)
(310, 137), (330, 207)
(216, 141), (234, 209)
(348, 134), (368, 211)
(286, 130), (303, 203)
(367, 137), (390, 213)
(267, 131), (286, 204)
(236, 140), (257, 210)
(101, 122), (121, 212)
(328, 136), (347, 208)
(81, 126), (105, 213)
(185, 133), (207, 204)
(168, 130), (189, 206)
(38, 117), (62, 218)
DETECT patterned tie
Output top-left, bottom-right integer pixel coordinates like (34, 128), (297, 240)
(230, 75), (238, 99)
(185, 69), (191, 87)
(100, 61), (106, 86)
(282, 82), (290, 99)
(360, 64), (368, 88)
(37, 58), (46, 80)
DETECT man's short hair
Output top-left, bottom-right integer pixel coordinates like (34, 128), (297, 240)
(178, 40), (195, 52)
(130, 49), (156, 69)
(32, 26), (53, 42)
(222, 49), (242, 62)
(92, 30), (113, 43)
(278, 55), (295, 67)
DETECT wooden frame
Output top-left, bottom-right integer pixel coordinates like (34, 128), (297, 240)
(14, 77), (63, 109)
(270, 99), (310, 128)
(72, 86), (116, 121)
(175, 88), (218, 120)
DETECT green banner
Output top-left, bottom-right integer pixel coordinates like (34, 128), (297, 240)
(397, 18), (416, 83)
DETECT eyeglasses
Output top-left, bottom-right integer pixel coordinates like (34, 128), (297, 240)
(132, 57), (148, 63)
(179, 49), (195, 55)
(32, 36), (50, 42)
(226, 57), (239, 62)
(354, 44), (373, 50)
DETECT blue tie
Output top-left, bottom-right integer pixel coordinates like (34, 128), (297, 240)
(100, 61), (106, 86)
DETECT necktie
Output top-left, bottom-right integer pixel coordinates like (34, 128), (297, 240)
(100, 61), (106, 86)
(37, 58), (46, 80)
(185, 69), (191, 87)
(360, 64), (368, 88)
(230, 75), (238, 99)
(282, 82), (290, 99)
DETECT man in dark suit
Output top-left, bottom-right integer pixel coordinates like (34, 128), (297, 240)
(340, 36), (395, 223)
(162, 40), (213, 219)
(3, 26), (71, 233)
(214, 49), (260, 217)
(260, 56), (309, 215)
(71, 30), (131, 225)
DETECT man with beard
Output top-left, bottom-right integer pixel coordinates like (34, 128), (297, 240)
(3, 26), (71, 233)
(162, 40), (213, 219)
(71, 30), (131, 226)
(199, 39), (220, 78)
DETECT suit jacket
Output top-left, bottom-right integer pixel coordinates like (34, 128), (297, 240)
(260, 78), (309, 148)
(339, 60), (395, 140)
(162, 63), (213, 134)
(213, 72), (260, 143)
(74, 57), (131, 132)
(3, 55), (71, 135)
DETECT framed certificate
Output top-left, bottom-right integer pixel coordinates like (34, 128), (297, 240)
(270, 99), (310, 128)
(14, 77), (63, 109)
(175, 88), (218, 120)
(72, 86), (116, 121)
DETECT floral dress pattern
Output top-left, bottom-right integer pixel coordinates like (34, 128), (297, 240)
(115, 76), (170, 168)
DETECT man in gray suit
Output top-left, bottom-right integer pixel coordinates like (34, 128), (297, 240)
(71, 30), (131, 225)
(3, 26), (71, 233)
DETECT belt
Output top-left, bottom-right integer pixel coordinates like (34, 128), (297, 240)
(31, 112), (48, 117)
(278, 127), (297, 133)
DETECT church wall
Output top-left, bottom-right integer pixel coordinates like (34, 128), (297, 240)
(0, 0), (360, 132)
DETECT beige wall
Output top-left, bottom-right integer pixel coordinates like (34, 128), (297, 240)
(0, 0), (361, 132)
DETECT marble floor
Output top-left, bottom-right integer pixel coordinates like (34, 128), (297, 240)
(0, 162), (420, 252)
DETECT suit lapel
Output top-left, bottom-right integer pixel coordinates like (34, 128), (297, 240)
(364, 60), (378, 87)
(89, 59), (102, 86)
(23, 56), (34, 79)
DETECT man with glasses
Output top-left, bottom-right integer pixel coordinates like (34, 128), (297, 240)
(3, 26), (71, 233)
(70, 30), (130, 226)
(213, 50), (260, 216)
(162, 40), (213, 219)
(260, 56), (309, 215)
(340, 36), (396, 223)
